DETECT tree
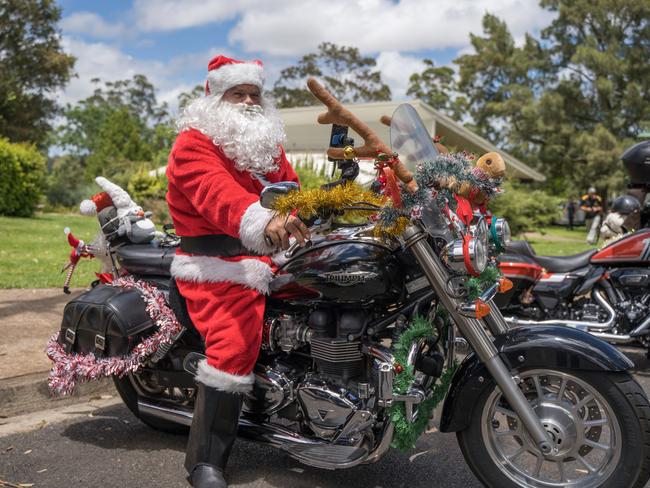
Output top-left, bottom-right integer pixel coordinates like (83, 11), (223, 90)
(56, 75), (173, 183)
(0, 0), (75, 146)
(436, 2), (650, 196)
(406, 59), (466, 120)
(178, 84), (205, 111)
(272, 42), (391, 108)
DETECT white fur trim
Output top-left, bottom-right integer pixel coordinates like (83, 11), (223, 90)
(170, 254), (275, 294)
(239, 201), (276, 255)
(207, 62), (264, 97)
(95, 176), (136, 210)
(79, 199), (97, 216)
(195, 359), (254, 393)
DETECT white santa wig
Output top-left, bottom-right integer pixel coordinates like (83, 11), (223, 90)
(176, 55), (286, 174)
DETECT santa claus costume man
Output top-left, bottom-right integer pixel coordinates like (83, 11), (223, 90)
(167, 55), (310, 488)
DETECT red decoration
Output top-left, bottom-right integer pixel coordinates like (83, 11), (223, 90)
(453, 195), (474, 226)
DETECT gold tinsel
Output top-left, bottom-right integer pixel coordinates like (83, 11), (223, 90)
(271, 183), (413, 238)
(374, 216), (410, 238)
(271, 183), (386, 220)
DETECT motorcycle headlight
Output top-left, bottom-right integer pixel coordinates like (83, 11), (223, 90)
(470, 216), (489, 250)
(442, 237), (487, 275)
(473, 238), (488, 274)
(490, 217), (511, 251)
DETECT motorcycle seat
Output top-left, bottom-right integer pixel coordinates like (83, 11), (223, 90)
(505, 240), (597, 273)
(533, 249), (598, 273)
(115, 244), (177, 276)
(505, 240), (537, 259)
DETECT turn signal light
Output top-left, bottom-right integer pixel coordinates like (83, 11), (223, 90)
(475, 300), (491, 319)
(498, 277), (513, 293)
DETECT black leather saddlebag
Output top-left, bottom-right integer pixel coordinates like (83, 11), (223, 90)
(58, 284), (155, 357)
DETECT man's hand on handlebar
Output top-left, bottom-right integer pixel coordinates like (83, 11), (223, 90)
(265, 215), (311, 250)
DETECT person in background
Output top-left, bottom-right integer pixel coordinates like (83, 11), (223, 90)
(580, 186), (603, 245)
(565, 196), (576, 230)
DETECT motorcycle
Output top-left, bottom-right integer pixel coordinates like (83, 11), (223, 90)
(495, 144), (650, 353)
(49, 80), (650, 488)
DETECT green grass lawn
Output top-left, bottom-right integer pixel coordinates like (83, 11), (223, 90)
(518, 226), (597, 256)
(0, 213), (104, 288)
(0, 214), (600, 289)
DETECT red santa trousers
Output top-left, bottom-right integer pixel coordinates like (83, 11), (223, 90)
(176, 278), (264, 391)
(171, 254), (278, 393)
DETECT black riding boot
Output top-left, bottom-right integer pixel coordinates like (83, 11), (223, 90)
(185, 382), (242, 488)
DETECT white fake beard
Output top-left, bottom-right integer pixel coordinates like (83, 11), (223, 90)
(176, 95), (285, 174)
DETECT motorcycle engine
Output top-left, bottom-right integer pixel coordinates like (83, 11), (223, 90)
(296, 378), (363, 441)
(251, 309), (371, 441)
(608, 269), (650, 329)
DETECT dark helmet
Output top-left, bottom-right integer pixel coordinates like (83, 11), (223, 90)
(621, 140), (650, 185)
(611, 195), (641, 215)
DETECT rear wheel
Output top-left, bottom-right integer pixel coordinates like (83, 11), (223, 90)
(457, 369), (650, 488)
(113, 372), (191, 435)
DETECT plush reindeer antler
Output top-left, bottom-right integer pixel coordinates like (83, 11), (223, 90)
(307, 78), (417, 193)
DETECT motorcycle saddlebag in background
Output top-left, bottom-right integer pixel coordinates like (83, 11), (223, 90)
(58, 284), (155, 357)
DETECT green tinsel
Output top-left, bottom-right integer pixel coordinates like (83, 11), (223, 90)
(463, 265), (502, 300)
(389, 365), (458, 452)
(388, 314), (458, 452)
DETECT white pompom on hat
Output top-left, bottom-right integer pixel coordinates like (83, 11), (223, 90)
(205, 55), (264, 97)
(79, 191), (113, 216)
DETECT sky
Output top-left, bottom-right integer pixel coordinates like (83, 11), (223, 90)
(56, 0), (554, 113)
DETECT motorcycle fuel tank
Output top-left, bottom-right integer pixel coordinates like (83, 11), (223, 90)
(591, 229), (650, 264)
(270, 225), (403, 304)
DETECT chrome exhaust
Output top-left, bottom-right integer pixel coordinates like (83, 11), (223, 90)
(630, 314), (650, 337)
(505, 290), (616, 332)
(589, 332), (634, 344)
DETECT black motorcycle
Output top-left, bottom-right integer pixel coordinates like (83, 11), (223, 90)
(495, 141), (650, 352)
(52, 94), (650, 488)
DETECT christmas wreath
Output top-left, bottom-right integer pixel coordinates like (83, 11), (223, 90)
(388, 314), (458, 452)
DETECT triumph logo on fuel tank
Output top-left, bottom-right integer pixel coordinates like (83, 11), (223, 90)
(321, 270), (379, 286)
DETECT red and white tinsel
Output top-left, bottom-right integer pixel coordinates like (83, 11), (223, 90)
(46, 277), (183, 396)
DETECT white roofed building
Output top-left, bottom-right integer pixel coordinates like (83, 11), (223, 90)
(280, 99), (545, 185)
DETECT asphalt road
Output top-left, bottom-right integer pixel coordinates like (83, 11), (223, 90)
(2, 347), (650, 488)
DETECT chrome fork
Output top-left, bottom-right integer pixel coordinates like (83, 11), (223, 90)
(402, 225), (554, 455)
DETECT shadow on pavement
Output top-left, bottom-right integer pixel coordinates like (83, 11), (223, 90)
(60, 404), (479, 488)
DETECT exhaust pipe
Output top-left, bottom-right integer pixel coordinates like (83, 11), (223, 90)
(505, 290), (617, 332)
(589, 332), (634, 344)
(137, 398), (321, 445)
(630, 314), (650, 337)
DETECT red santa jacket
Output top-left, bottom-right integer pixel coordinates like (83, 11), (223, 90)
(166, 128), (299, 294)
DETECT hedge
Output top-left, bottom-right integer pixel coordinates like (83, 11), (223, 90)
(0, 138), (46, 217)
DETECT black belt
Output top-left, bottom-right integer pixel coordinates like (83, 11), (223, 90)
(180, 235), (260, 257)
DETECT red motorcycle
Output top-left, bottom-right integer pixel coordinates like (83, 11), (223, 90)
(496, 141), (650, 350)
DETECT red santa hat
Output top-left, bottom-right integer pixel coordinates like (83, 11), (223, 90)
(79, 191), (113, 216)
(205, 55), (264, 97)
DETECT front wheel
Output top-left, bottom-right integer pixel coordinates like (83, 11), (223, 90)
(457, 369), (650, 488)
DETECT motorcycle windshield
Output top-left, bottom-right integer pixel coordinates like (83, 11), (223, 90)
(389, 104), (439, 173)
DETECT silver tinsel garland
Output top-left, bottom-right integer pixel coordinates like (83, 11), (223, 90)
(46, 277), (183, 396)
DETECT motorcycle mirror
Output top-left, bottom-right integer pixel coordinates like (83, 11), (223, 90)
(260, 181), (299, 209)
